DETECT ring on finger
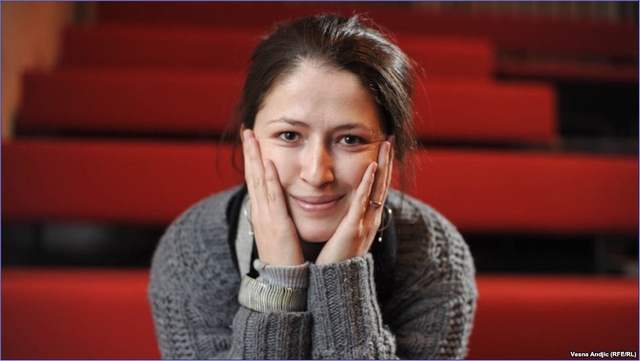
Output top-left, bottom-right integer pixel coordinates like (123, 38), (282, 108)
(369, 199), (383, 208)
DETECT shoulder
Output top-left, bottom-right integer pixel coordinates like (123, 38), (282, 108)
(149, 185), (244, 290)
(386, 189), (460, 242)
(170, 185), (243, 230)
(386, 189), (476, 295)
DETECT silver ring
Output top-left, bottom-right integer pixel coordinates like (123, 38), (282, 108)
(369, 199), (383, 207)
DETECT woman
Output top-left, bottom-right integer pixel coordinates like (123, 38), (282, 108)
(149, 14), (477, 359)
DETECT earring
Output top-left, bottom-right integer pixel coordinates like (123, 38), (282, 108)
(243, 197), (254, 236)
(377, 205), (393, 242)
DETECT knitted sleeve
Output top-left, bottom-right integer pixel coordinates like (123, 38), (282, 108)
(148, 190), (312, 359)
(308, 254), (398, 359)
(306, 192), (477, 360)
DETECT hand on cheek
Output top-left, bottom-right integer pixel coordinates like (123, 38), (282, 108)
(315, 138), (394, 265)
(242, 129), (304, 266)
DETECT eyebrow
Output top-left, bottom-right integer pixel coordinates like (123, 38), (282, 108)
(266, 118), (309, 128)
(267, 117), (378, 134)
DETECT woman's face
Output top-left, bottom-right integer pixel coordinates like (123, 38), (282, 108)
(253, 61), (385, 243)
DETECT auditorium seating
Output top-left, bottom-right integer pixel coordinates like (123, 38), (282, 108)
(3, 2), (637, 359)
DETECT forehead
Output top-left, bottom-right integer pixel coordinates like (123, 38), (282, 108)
(256, 61), (382, 132)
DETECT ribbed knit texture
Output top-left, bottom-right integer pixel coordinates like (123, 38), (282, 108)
(254, 259), (310, 289)
(149, 186), (477, 359)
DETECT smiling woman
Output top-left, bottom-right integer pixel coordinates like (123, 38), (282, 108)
(149, 13), (477, 359)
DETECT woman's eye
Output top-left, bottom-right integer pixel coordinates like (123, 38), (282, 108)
(278, 132), (300, 142)
(339, 135), (365, 146)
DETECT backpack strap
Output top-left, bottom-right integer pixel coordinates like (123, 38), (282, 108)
(225, 184), (248, 274)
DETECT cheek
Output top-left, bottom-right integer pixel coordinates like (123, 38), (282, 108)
(335, 150), (378, 189)
(258, 143), (296, 187)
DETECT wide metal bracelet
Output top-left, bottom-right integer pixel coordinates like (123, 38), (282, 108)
(238, 275), (307, 313)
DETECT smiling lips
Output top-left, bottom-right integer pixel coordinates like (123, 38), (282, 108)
(291, 195), (344, 212)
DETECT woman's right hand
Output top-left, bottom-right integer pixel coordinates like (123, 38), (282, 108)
(242, 129), (305, 266)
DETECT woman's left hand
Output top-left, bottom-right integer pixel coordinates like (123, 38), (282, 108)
(315, 138), (394, 265)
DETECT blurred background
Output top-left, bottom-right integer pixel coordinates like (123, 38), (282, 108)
(2, 2), (638, 359)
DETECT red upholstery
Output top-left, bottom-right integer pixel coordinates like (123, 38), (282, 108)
(3, 140), (637, 234)
(62, 25), (495, 79)
(468, 276), (639, 359)
(96, 2), (638, 58)
(62, 25), (261, 72)
(1, 140), (242, 224)
(19, 70), (555, 144)
(2, 269), (160, 360)
(3, 269), (637, 359)
(19, 70), (243, 136)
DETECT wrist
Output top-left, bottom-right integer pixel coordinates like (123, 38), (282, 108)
(238, 275), (307, 313)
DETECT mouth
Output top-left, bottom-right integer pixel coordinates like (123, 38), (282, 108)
(290, 195), (344, 212)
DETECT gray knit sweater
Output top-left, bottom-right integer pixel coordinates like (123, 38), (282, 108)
(149, 186), (477, 359)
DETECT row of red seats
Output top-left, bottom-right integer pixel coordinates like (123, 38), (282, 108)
(3, 140), (637, 233)
(19, 68), (555, 144)
(62, 24), (496, 79)
(4, 268), (637, 360)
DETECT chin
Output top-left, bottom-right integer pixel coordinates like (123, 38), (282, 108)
(297, 224), (337, 243)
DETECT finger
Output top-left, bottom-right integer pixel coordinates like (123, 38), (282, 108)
(318, 162), (378, 264)
(384, 136), (395, 194)
(263, 159), (289, 215)
(342, 161), (378, 226)
(242, 129), (268, 211)
(368, 140), (392, 211)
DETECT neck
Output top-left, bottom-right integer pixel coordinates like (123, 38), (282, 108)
(300, 240), (325, 263)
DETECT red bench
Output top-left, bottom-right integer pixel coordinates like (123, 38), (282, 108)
(2, 269), (160, 360)
(3, 268), (637, 360)
(61, 25), (495, 80)
(19, 69), (556, 144)
(3, 140), (636, 234)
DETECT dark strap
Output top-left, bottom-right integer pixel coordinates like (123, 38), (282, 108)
(225, 184), (397, 304)
(225, 184), (248, 273)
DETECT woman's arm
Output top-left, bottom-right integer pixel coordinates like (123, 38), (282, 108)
(309, 254), (397, 359)
(148, 192), (312, 359)
(307, 195), (477, 360)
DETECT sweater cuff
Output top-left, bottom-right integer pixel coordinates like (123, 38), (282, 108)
(308, 253), (394, 359)
(308, 253), (378, 307)
(238, 275), (308, 313)
(254, 259), (310, 289)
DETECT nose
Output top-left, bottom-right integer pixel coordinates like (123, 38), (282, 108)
(300, 140), (334, 186)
